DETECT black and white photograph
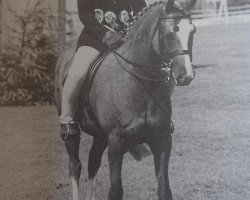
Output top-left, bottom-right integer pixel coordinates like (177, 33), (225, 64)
(0, 0), (249, 199)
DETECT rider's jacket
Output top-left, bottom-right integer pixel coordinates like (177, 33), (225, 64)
(77, 0), (146, 52)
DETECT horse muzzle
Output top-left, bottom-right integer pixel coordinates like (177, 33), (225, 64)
(175, 71), (195, 86)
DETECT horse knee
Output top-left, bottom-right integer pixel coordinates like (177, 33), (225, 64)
(89, 138), (107, 157)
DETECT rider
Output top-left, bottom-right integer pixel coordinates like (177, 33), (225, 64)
(60, 0), (147, 139)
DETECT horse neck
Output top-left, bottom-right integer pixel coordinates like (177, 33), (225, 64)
(119, 5), (163, 67)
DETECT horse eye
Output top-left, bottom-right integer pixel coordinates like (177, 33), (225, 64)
(171, 26), (179, 32)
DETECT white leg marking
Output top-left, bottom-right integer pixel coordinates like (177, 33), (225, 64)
(71, 177), (79, 200)
(86, 178), (96, 200)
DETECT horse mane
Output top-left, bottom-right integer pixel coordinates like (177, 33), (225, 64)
(119, 1), (165, 64)
(132, 1), (165, 23)
(127, 1), (165, 37)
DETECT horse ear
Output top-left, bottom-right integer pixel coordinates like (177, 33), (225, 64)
(166, 0), (175, 10)
(175, 0), (197, 10)
(187, 0), (198, 9)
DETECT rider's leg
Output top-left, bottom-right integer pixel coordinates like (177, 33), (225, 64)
(60, 46), (100, 125)
(59, 46), (100, 200)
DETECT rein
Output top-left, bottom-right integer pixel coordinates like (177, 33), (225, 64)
(113, 50), (165, 69)
(113, 50), (169, 82)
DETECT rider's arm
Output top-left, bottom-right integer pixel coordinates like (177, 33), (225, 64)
(77, 0), (109, 41)
(132, 0), (147, 15)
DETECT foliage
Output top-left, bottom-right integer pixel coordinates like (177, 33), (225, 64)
(0, 0), (59, 106)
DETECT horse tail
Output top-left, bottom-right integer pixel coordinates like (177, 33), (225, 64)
(128, 144), (151, 161)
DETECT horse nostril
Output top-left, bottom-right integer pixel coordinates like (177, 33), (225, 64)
(176, 74), (194, 86)
(176, 74), (186, 84)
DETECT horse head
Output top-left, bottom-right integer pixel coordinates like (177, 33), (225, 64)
(152, 0), (197, 86)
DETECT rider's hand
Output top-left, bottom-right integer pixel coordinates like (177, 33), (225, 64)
(102, 31), (123, 50)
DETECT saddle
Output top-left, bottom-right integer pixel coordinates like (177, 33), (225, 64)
(82, 52), (109, 99)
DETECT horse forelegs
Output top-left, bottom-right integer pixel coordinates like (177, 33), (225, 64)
(108, 132), (124, 200)
(157, 135), (172, 200)
(86, 136), (108, 200)
(148, 142), (161, 176)
(65, 138), (82, 200)
(157, 152), (172, 200)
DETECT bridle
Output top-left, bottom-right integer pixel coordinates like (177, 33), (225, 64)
(112, 5), (194, 84)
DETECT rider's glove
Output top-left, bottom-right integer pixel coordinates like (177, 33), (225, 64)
(102, 31), (123, 50)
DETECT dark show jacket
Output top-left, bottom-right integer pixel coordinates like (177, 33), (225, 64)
(77, 0), (146, 52)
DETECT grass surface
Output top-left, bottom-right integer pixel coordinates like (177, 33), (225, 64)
(0, 22), (250, 200)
